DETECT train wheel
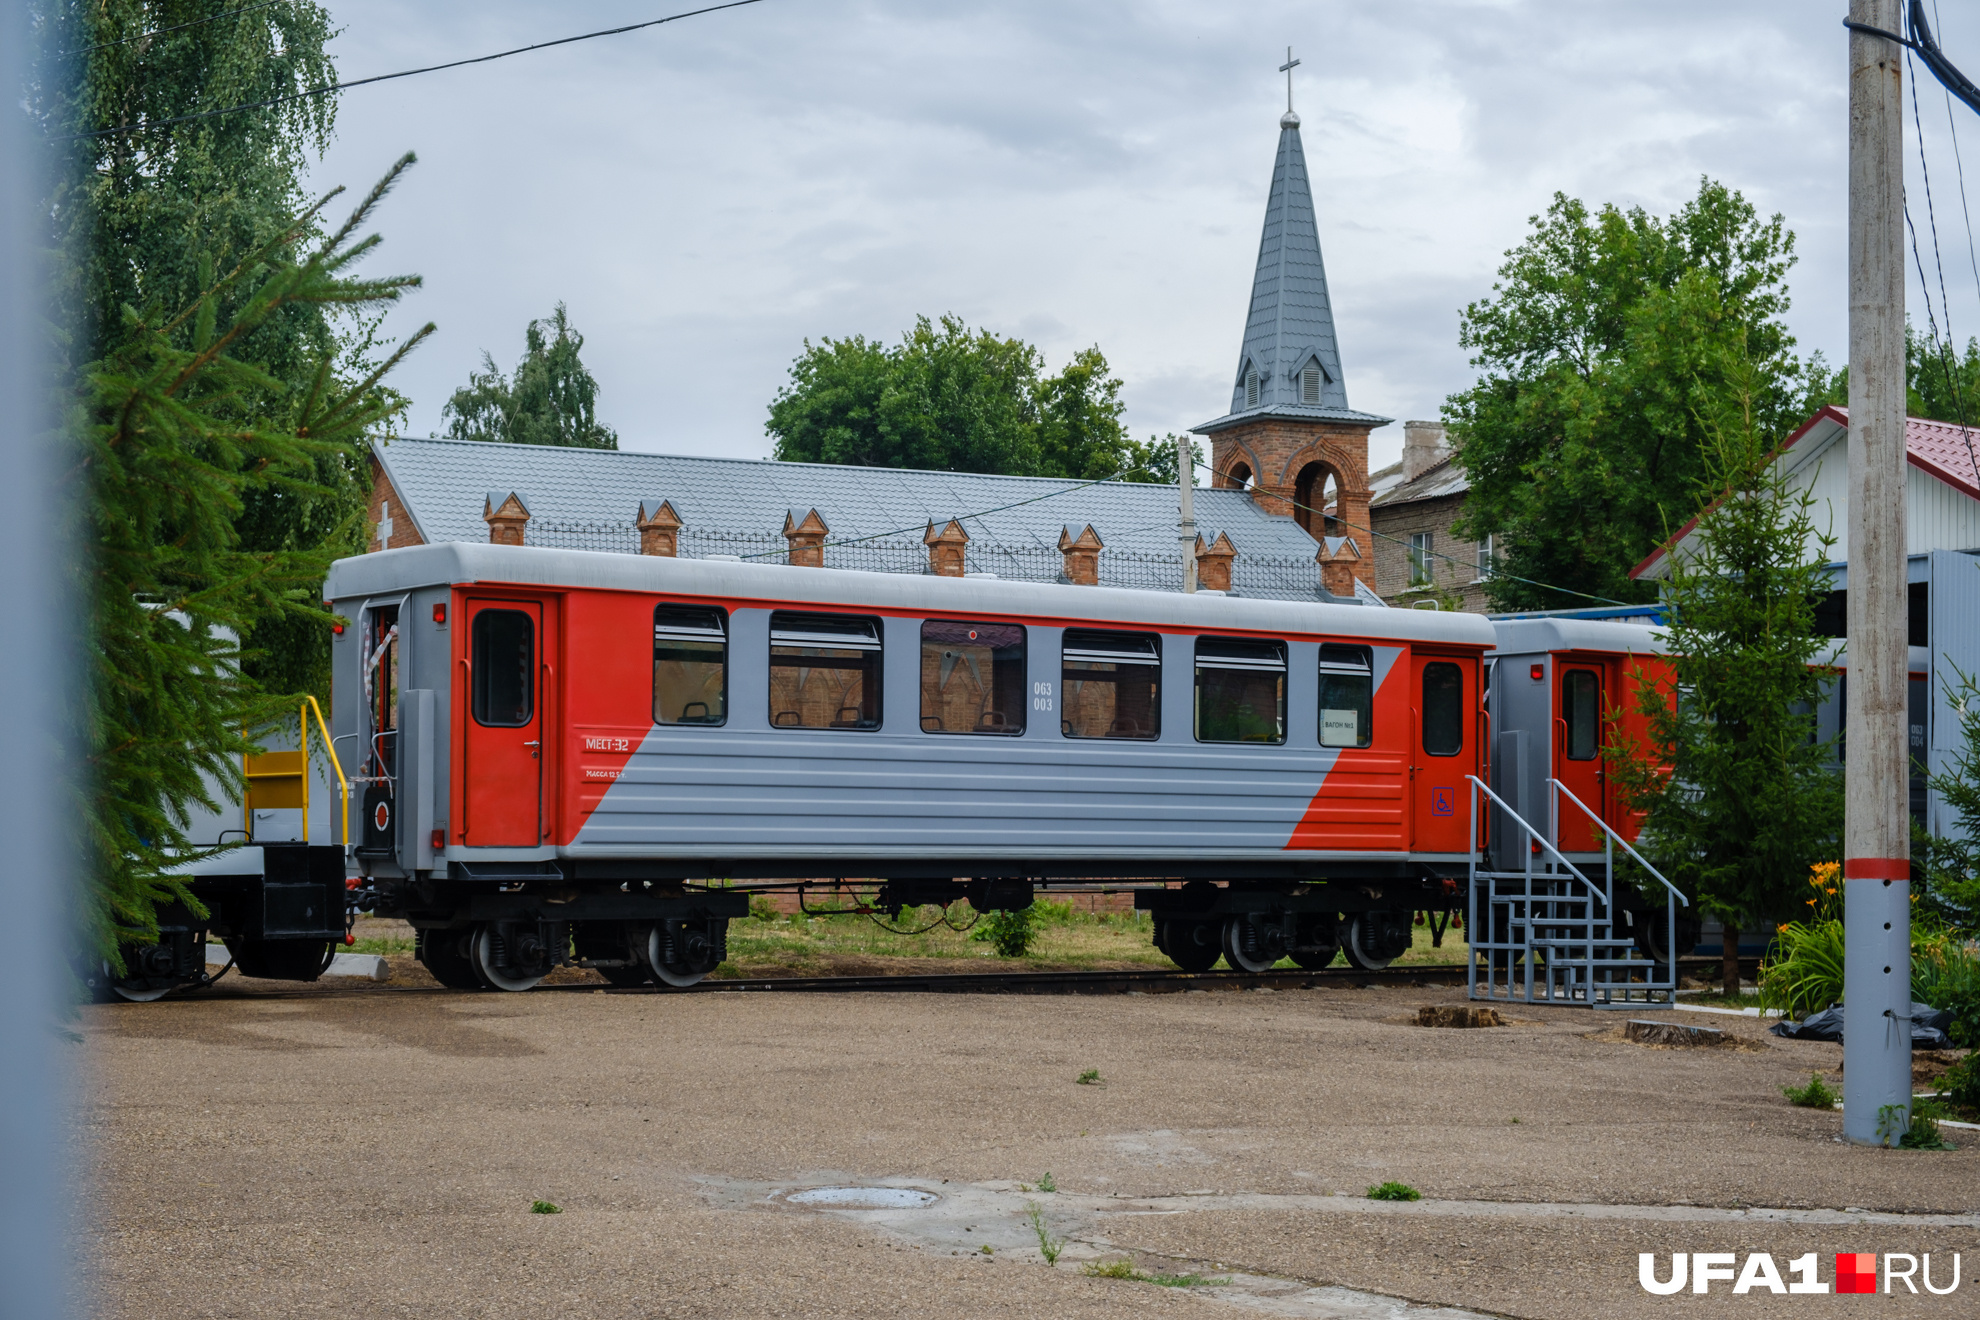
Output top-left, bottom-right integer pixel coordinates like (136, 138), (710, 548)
(1342, 910), (1412, 971)
(1220, 915), (1280, 973)
(645, 919), (724, 988)
(417, 929), (485, 990)
(1162, 919), (1221, 973)
(471, 924), (548, 992)
(111, 979), (175, 1002)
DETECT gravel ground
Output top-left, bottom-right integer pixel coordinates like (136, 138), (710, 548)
(80, 979), (1979, 1318)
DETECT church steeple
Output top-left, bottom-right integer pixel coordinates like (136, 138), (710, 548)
(1200, 97), (1381, 427)
(1192, 70), (1387, 588)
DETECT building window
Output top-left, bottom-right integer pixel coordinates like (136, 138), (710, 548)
(1062, 630), (1161, 739)
(653, 605), (727, 725)
(1408, 532), (1434, 586)
(1194, 637), (1287, 744)
(1475, 533), (1495, 580)
(1301, 360), (1320, 404)
(920, 620), (1025, 734)
(769, 612), (882, 729)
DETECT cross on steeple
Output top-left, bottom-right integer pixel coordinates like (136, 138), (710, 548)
(1279, 46), (1300, 115)
(375, 498), (394, 550)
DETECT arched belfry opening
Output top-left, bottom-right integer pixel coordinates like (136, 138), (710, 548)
(1222, 460), (1254, 491)
(1293, 461), (1339, 537)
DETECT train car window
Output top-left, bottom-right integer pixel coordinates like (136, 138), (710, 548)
(1317, 644), (1374, 748)
(472, 609), (534, 727)
(920, 621), (1025, 734)
(1062, 630), (1160, 739)
(365, 604), (401, 778)
(1562, 668), (1599, 760)
(769, 612), (882, 730)
(1421, 661), (1463, 757)
(1194, 637), (1287, 744)
(653, 606), (727, 726)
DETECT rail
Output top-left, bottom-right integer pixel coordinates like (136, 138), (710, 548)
(1466, 774), (1681, 1008)
(305, 695), (349, 847)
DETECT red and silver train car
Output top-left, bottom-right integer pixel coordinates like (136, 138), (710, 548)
(318, 542), (1500, 989)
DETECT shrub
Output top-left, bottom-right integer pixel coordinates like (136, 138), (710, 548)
(747, 895), (781, 923)
(1758, 919), (1844, 1020)
(1781, 1073), (1839, 1108)
(972, 904), (1039, 957)
(529, 1200), (561, 1214)
(1366, 1181), (1421, 1202)
(1911, 930), (1980, 1048)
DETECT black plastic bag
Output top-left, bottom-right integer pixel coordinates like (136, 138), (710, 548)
(1769, 1002), (1951, 1049)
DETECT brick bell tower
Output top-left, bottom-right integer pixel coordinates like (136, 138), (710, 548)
(1193, 95), (1389, 587)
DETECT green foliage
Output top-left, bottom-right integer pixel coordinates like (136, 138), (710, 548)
(1081, 1259), (1138, 1279)
(80, 160), (430, 963)
(1804, 326), (1980, 428)
(1144, 1272), (1231, 1288)
(1036, 1171), (1056, 1193)
(1122, 433), (1205, 487)
(1941, 1055), (1980, 1111)
(971, 903), (1040, 957)
(1446, 180), (1823, 610)
(529, 1199), (561, 1214)
(1605, 353), (1843, 936)
(766, 315), (1147, 479)
(1366, 1181), (1421, 1202)
(441, 303), (618, 449)
(40, 2), (398, 700)
(1915, 673), (1980, 936)
(1911, 929), (1980, 1049)
(1781, 1073), (1839, 1109)
(1881, 1101), (1956, 1151)
(1758, 919), (1845, 1020)
(1024, 1201), (1065, 1264)
(1076, 1068), (1102, 1085)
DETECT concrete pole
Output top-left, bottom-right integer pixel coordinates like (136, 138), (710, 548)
(1179, 433), (1198, 593)
(1843, 0), (1913, 1147)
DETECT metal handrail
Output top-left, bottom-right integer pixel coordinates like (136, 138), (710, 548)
(1465, 775), (1596, 886)
(304, 695), (350, 847)
(1547, 778), (1687, 905)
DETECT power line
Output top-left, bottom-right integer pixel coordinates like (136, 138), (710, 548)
(61, 0), (768, 142)
(1930, 0), (1980, 324)
(1904, 45), (1980, 484)
(65, 1), (284, 56)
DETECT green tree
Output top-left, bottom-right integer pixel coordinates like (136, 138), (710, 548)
(1607, 355), (1844, 997)
(1808, 328), (1980, 432)
(37, 1), (396, 700)
(441, 303), (619, 449)
(1447, 179), (1816, 611)
(80, 162), (431, 965)
(1914, 672), (1980, 936)
(767, 314), (1147, 480)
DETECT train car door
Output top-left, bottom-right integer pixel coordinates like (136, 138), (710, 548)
(463, 599), (544, 846)
(1411, 653), (1473, 853)
(1554, 655), (1608, 851)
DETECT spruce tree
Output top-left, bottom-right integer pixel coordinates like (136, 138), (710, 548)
(80, 159), (431, 964)
(1608, 353), (1844, 996)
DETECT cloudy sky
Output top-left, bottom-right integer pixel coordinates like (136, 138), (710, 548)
(303, 0), (1980, 472)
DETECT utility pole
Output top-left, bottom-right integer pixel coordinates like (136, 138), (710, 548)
(1179, 432), (1198, 593)
(1843, 0), (1913, 1147)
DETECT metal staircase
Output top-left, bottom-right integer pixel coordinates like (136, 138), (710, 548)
(1465, 775), (1688, 1008)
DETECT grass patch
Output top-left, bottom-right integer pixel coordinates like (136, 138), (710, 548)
(1078, 1260), (1229, 1287)
(346, 936), (415, 957)
(715, 897), (1470, 975)
(1781, 1073), (1839, 1109)
(1366, 1181), (1421, 1201)
(1075, 1068), (1102, 1086)
(529, 1199), (561, 1214)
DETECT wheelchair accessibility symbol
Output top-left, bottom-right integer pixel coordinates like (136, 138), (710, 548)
(1430, 786), (1455, 817)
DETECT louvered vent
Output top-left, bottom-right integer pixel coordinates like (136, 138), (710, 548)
(1245, 370), (1259, 408)
(1302, 361), (1320, 404)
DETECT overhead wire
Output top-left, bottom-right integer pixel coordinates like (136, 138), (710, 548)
(1904, 41), (1980, 484)
(1928, 0), (1980, 324)
(60, 0), (769, 141)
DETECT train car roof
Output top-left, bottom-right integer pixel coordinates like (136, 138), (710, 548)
(327, 542), (1499, 646)
(1487, 616), (1671, 656)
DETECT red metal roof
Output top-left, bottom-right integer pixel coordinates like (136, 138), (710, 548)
(1628, 406), (1980, 580)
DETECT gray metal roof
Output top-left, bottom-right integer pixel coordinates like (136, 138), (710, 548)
(373, 437), (1344, 600)
(1370, 455), (1470, 509)
(1195, 114), (1390, 434)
